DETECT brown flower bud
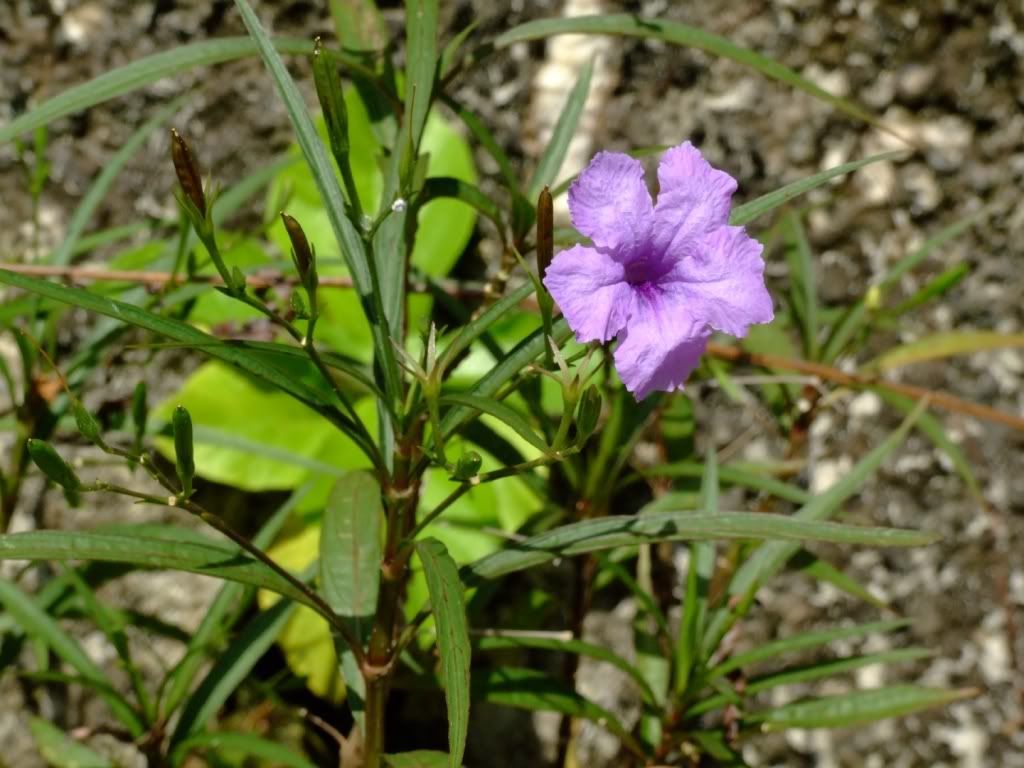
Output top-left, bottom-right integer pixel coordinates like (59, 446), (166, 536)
(170, 128), (206, 213)
(536, 186), (554, 279)
(281, 212), (315, 283)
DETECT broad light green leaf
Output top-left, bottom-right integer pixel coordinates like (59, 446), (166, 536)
(416, 539), (471, 768)
(29, 718), (112, 768)
(748, 685), (975, 729)
(468, 511), (934, 582)
(0, 530), (316, 610)
(320, 471), (382, 642)
(493, 16), (886, 130)
(864, 331), (1024, 373)
(154, 363), (375, 491)
(0, 579), (143, 737)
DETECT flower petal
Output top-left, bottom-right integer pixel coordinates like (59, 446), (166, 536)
(544, 244), (632, 343)
(568, 151), (653, 259)
(661, 225), (774, 337)
(612, 288), (708, 399)
(652, 142), (737, 257)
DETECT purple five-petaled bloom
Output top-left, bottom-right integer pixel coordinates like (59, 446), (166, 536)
(542, 142), (774, 400)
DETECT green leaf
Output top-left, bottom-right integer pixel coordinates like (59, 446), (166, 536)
(418, 176), (505, 241)
(416, 539), (470, 768)
(28, 718), (113, 768)
(468, 511), (934, 582)
(161, 486), (308, 717)
(493, 16), (887, 130)
(527, 59), (593, 199)
(704, 405), (924, 651)
(438, 281), (534, 372)
(474, 633), (658, 707)
(404, 0), (439, 153)
(782, 211), (819, 360)
(864, 331), (1024, 373)
(385, 751), (451, 768)
(0, 38), (318, 145)
(474, 667), (647, 758)
(0, 530), (318, 611)
(171, 732), (317, 768)
(233, 0), (400, 401)
(0, 578), (144, 737)
(320, 471), (382, 642)
(440, 394), (548, 454)
(645, 460), (810, 505)
(688, 648), (932, 718)
(730, 152), (904, 226)
(709, 619), (911, 679)
(747, 685), (975, 729)
(170, 598), (295, 745)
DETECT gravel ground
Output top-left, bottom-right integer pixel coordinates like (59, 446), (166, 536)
(2, 1), (1023, 766)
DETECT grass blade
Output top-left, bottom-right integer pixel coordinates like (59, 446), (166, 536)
(492, 16), (889, 133)
(782, 211), (819, 360)
(416, 539), (471, 768)
(527, 59), (593, 199)
(863, 331), (1024, 373)
(0, 578), (144, 737)
(29, 718), (113, 768)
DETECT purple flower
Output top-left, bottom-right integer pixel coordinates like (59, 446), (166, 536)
(543, 142), (774, 399)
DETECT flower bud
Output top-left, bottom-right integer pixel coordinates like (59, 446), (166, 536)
(27, 439), (80, 492)
(132, 381), (148, 450)
(452, 451), (482, 481)
(281, 213), (316, 287)
(170, 128), (206, 214)
(73, 402), (103, 445)
(172, 405), (195, 498)
(536, 186), (554, 279)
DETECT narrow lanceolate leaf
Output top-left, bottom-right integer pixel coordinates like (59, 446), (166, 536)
(527, 59), (593, 198)
(688, 648), (932, 718)
(730, 152), (904, 226)
(0, 38), (312, 144)
(703, 405), (924, 652)
(440, 394), (548, 454)
(0, 578), (144, 737)
(747, 685), (976, 730)
(384, 751), (450, 768)
(233, 0), (401, 402)
(467, 511), (934, 582)
(438, 281), (534, 372)
(474, 667), (647, 759)
(863, 331), (1024, 373)
(645, 460), (810, 505)
(0, 530), (317, 610)
(416, 539), (470, 768)
(29, 718), (113, 768)
(708, 619), (911, 679)
(170, 598), (295, 745)
(493, 16), (888, 132)
(404, 0), (439, 152)
(320, 471), (382, 642)
(783, 211), (819, 360)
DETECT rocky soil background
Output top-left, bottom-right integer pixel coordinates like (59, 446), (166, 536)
(2, 1), (1024, 766)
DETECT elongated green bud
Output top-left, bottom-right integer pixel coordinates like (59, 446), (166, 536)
(536, 186), (554, 279)
(172, 405), (195, 497)
(132, 381), (148, 450)
(453, 451), (482, 481)
(170, 128), (206, 214)
(576, 386), (602, 443)
(73, 402), (103, 445)
(27, 439), (80, 491)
